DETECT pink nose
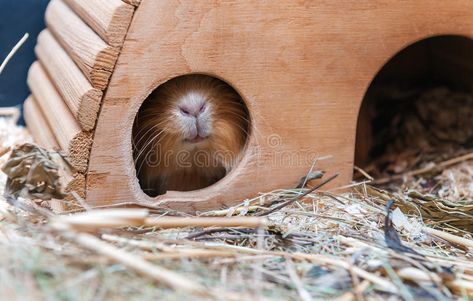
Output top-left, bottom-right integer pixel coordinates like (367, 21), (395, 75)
(179, 103), (206, 117)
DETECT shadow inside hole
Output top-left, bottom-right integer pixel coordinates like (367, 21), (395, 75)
(132, 74), (250, 197)
(355, 35), (473, 179)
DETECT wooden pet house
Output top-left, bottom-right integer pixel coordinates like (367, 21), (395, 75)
(24, 0), (473, 212)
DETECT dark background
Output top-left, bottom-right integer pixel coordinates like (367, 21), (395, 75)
(0, 0), (49, 110)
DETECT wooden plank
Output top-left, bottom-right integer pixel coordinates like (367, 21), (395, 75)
(49, 174), (86, 213)
(45, 0), (119, 90)
(23, 96), (60, 150)
(61, 171), (86, 210)
(66, 173), (86, 198)
(122, 0), (141, 7)
(35, 30), (102, 131)
(27, 61), (92, 173)
(63, 0), (134, 48)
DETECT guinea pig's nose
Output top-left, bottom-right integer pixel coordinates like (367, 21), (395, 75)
(179, 103), (205, 117)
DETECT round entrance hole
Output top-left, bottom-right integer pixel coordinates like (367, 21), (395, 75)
(132, 74), (250, 197)
(355, 35), (473, 180)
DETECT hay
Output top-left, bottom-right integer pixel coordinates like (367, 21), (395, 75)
(1, 117), (473, 300)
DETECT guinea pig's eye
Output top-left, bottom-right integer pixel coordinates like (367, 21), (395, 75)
(199, 103), (206, 113)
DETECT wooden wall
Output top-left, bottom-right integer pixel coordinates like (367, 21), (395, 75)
(86, 0), (473, 212)
(24, 0), (137, 199)
(24, 0), (473, 212)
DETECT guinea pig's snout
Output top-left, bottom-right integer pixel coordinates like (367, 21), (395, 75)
(179, 101), (211, 142)
(179, 102), (206, 117)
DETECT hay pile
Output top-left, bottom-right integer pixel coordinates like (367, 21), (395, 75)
(1, 115), (473, 301)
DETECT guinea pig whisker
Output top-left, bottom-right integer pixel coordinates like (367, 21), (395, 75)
(136, 134), (168, 177)
(136, 155), (148, 177)
(133, 117), (172, 149)
(134, 130), (166, 163)
(135, 130), (165, 158)
(218, 118), (250, 137)
(133, 123), (166, 148)
(230, 122), (251, 137)
(221, 114), (250, 134)
(135, 137), (168, 177)
(221, 109), (265, 138)
(133, 117), (170, 138)
(219, 109), (250, 123)
(136, 150), (153, 177)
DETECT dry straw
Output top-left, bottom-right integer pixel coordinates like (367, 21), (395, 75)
(0, 33), (28, 75)
(2, 91), (473, 299)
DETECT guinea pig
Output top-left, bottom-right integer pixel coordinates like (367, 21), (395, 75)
(132, 74), (249, 196)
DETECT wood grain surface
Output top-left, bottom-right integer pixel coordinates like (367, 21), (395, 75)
(63, 0), (134, 48)
(24, 96), (60, 150)
(46, 0), (119, 90)
(27, 62), (92, 173)
(35, 30), (102, 131)
(121, 0), (141, 7)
